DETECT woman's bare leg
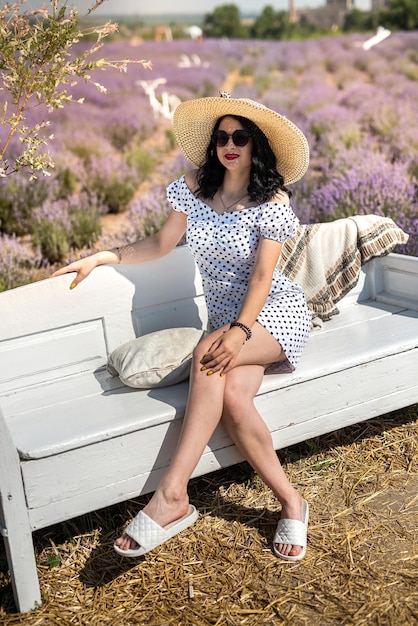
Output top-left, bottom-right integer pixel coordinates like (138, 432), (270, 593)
(116, 327), (230, 551)
(115, 323), (296, 552)
(221, 361), (304, 558)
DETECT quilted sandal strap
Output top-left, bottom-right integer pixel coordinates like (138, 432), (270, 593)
(124, 511), (168, 552)
(273, 518), (307, 548)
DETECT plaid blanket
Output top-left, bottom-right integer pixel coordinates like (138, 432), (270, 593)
(278, 215), (409, 322)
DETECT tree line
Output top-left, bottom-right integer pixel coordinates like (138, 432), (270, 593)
(201, 1), (418, 40)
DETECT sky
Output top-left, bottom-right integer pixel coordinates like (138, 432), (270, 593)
(74, 0), (371, 15)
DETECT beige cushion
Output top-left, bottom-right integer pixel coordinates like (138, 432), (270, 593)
(107, 327), (205, 388)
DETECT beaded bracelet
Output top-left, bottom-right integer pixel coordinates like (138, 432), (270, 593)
(230, 321), (252, 341)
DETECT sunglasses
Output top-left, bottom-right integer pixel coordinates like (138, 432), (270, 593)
(211, 129), (251, 148)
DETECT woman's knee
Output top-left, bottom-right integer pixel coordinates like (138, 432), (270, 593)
(191, 328), (226, 366)
(222, 380), (254, 426)
(190, 334), (216, 374)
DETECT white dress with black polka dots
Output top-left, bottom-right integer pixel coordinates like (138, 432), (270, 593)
(167, 176), (311, 370)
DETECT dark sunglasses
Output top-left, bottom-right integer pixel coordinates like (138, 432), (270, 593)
(211, 129), (251, 148)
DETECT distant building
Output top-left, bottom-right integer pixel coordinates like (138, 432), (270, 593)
(371, 0), (389, 10)
(289, 0), (297, 23)
(298, 0), (354, 30)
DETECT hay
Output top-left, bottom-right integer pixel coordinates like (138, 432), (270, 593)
(1, 406), (417, 625)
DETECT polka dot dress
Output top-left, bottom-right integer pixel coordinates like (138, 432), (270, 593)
(167, 176), (311, 370)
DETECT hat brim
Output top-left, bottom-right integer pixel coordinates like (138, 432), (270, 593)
(173, 96), (309, 185)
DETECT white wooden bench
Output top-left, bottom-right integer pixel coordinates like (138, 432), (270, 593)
(1, 246), (418, 612)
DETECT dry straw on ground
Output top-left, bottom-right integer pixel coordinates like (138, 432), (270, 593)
(1, 405), (417, 625)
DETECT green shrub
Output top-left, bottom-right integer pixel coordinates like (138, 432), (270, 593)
(32, 220), (70, 264)
(126, 145), (158, 181)
(70, 207), (102, 250)
(140, 210), (169, 238)
(0, 234), (44, 291)
(55, 167), (78, 198)
(0, 177), (49, 236)
(106, 122), (138, 151)
(101, 176), (137, 213)
(240, 64), (255, 76)
(86, 156), (139, 214)
(32, 193), (102, 263)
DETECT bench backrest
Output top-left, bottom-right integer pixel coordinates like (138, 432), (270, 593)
(0, 246), (206, 395)
(4, 248), (416, 397)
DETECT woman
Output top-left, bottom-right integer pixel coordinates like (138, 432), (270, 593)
(52, 93), (311, 561)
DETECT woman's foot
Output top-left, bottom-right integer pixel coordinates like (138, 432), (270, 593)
(273, 493), (308, 560)
(115, 490), (190, 552)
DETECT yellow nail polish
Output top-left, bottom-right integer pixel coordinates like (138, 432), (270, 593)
(200, 366), (207, 371)
(220, 372), (225, 377)
(207, 370), (214, 376)
(70, 282), (77, 290)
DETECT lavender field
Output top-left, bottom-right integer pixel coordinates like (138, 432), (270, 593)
(1, 31), (418, 291)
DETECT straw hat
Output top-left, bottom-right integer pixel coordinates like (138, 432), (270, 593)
(173, 92), (309, 185)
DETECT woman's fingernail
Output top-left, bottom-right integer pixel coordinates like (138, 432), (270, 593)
(207, 370), (214, 376)
(220, 372), (225, 377)
(200, 366), (207, 371)
(70, 282), (77, 290)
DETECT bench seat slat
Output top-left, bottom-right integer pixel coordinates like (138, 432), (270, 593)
(22, 346), (418, 528)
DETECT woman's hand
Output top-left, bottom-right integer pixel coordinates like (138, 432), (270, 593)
(200, 327), (247, 376)
(50, 252), (109, 289)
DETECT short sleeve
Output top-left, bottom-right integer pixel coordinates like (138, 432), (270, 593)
(166, 176), (189, 215)
(258, 202), (299, 242)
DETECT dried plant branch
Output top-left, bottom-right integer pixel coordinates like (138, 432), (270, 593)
(0, 1), (150, 178)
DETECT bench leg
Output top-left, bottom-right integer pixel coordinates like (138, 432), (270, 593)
(1, 514), (41, 612)
(0, 409), (41, 612)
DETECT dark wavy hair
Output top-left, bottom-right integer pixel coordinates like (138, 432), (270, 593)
(195, 115), (292, 203)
